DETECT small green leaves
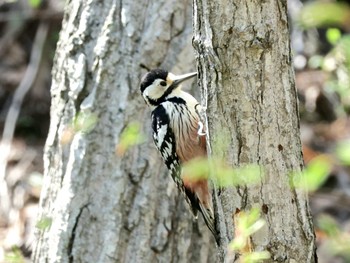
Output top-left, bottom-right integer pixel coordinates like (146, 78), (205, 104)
(5, 246), (24, 263)
(73, 111), (98, 134)
(36, 216), (52, 230)
(240, 251), (271, 263)
(182, 157), (263, 187)
(61, 111), (98, 145)
(336, 140), (350, 165)
(318, 214), (340, 238)
(116, 122), (145, 156)
(28, 0), (42, 8)
(182, 157), (210, 182)
(299, 2), (350, 29)
(327, 28), (342, 45)
(229, 208), (270, 263)
(292, 156), (332, 192)
(230, 208), (265, 251)
(229, 165), (262, 187)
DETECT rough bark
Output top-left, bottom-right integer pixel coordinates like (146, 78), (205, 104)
(33, 0), (215, 262)
(193, 0), (317, 262)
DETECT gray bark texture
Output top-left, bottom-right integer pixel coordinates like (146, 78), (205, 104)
(33, 0), (216, 262)
(193, 0), (317, 262)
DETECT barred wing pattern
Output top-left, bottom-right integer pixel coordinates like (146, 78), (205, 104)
(151, 105), (200, 216)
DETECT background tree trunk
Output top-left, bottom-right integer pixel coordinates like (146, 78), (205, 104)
(193, 0), (317, 262)
(33, 0), (215, 262)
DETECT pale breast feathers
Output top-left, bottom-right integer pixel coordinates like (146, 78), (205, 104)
(160, 100), (206, 163)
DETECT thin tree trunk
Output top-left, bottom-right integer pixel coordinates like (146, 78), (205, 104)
(33, 0), (215, 262)
(193, 0), (317, 262)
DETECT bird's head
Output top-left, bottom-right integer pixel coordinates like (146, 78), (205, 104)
(140, 68), (197, 107)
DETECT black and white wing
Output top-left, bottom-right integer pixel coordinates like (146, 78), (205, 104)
(151, 105), (200, 216)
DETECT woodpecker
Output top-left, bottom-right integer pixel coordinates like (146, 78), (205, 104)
(140, 68), (218, 242)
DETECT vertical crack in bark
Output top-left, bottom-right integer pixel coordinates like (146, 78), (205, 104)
(257, 50), (267, 223)
(68, 203), (89, 263)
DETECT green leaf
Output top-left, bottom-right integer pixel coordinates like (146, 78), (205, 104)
(336, 140), (350, 165)
(116, 122), (145, 155)
(28, 0), (42, 8)
(182, 158), (263, 187)
(36, 216), (52, 230)
(232, 165), (262, 186)
(5, 247), (24, 263)
(299, 2), (350, 29)
(317, 214), (340, 237)
(241, 251), (271, 263)
(326, 28), (342, 45)
(292, 156), (331, 192)
(182, 157), (210, 181)
(73, 111), (98, 133)
(228, 208), (270, 261)
(230, 208), (266, 250)
(239, 208), (264, 235)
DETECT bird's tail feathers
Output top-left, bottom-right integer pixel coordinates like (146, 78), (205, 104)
(198, 202), (220, 245)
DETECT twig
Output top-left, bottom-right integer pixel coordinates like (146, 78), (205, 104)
(0, 22), (49, 221)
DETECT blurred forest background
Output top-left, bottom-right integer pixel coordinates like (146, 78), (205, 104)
(0, 0), (350, 262)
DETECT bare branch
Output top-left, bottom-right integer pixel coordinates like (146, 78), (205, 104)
(0, 22), (49, 221)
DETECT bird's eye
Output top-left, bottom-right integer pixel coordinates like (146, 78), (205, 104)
(160, 81), (167, 87)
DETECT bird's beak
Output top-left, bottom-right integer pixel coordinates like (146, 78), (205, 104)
(171, 72), (197, 86)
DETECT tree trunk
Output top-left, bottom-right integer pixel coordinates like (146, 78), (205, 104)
(33, 0), (215, 262)
(193, 0), (317, 262)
